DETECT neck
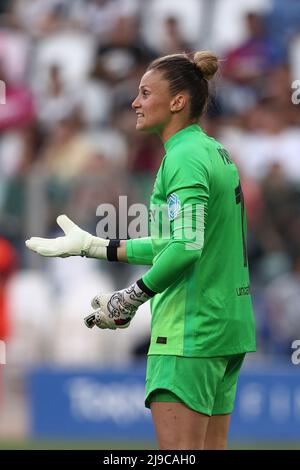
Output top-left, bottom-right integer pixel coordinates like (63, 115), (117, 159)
(159, 118), (197, 143)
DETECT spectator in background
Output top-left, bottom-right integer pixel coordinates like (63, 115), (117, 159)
(260, 163), (300, 258)
(94, 13), (157, 132)
(0, 237), (17, 406)
(265, 255), (300, 355)
(71, 0), (123, 39)
(95, 15), (155, 85)
(263, 64), (300, 126)
(26, 111), (92, 230)
(0, 238), (18, 345)
(0, 125), (40, 247)
(159, 16), (193, 55)
(13, 0), (70, 37)
(75, 65), (113, 127)
(0, 2), (31, 85)
(0, 62), (35, 131)
(267, 0), (300, 46)
(233, 99), (300, 185)
(0, 0), (9, 15)
(222, 12), (285, 84)
(36, 64), (77, 132)
(220, 12), (286, 114)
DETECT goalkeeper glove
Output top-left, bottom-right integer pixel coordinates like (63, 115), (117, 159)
(84, 279), (155, 330)
(25, 214), (120, 260)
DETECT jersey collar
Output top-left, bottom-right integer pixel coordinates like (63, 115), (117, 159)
(164, 124), (203, 152)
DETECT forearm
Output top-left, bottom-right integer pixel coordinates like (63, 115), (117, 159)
(89, 237), (153, 264)
(141, 201), (206, 292)
(122, 237), (154, 265)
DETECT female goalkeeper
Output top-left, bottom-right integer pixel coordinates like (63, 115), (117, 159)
(26, 51), (256, 450)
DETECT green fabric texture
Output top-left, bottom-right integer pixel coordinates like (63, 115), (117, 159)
(145, 354), (245, 415)
(126, 237), (154, 265)
(128, 124), (256, 357)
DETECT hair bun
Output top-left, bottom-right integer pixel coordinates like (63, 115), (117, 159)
(193, 51), (219, 81)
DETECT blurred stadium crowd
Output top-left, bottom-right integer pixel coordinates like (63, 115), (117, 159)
(0, 0), (300, 369)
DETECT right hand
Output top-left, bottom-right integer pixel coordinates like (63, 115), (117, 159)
(25, 214), (109, 259)
(84, 281), (151, 330)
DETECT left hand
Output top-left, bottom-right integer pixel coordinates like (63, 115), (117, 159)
(25, 214), (109, 259)
(84, 282), (151, 330)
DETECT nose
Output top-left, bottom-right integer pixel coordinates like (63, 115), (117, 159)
(132, 96), (140, 110)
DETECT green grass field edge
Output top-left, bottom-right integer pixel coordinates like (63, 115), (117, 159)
(0, 440), (299, 450)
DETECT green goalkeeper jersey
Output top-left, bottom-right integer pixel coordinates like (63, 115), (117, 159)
(127, 124), (256, 357)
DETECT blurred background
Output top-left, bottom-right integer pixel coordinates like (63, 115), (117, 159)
(0, 0), (300, 449)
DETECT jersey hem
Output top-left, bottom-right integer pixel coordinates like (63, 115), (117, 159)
(147, 346), (256, 357)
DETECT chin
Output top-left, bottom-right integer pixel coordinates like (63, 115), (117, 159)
(136, 122), (143, 130)
(136, 121), (156, 134)
(136, 122), (148, 132)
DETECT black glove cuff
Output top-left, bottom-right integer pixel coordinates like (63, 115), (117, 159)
(107, 239), (120, 261)
(136, 278), (156, 298)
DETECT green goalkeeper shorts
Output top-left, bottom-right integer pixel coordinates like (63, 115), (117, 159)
(145, 353), (245, 416)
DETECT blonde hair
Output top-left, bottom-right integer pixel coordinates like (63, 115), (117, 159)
(193, 50), (219, 81)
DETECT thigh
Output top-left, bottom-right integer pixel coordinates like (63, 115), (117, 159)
(150, 400), (210, 450)
(204, 414), (231, 450)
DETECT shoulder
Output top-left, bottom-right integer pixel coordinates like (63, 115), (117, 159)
(164, 135), (212, 176)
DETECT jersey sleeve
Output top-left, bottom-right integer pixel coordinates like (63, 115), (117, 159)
(142, 149), (211, 293)
(126, 237), (154, 265)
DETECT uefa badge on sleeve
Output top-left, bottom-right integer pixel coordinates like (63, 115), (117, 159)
(167, 193), (181, 221)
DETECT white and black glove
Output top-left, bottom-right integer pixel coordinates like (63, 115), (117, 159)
(25, 214), (120, 260)
(84, 279), (155, 330)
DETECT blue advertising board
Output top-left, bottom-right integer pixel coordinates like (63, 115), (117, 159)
(29, 364), (155, 440)
(230, 365), (300, 441)
(28, 363), (300, 441)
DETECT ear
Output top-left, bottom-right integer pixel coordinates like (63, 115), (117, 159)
(170, 93), (187, 113)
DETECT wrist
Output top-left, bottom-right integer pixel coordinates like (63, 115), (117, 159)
(117, 240), (128, 262)
(82, 237), (122, 261)
(107, 239), (121, 261)
(136, 278), (156, 298)
(84, 235), (109, 259)
(120, 279), (156, 310)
